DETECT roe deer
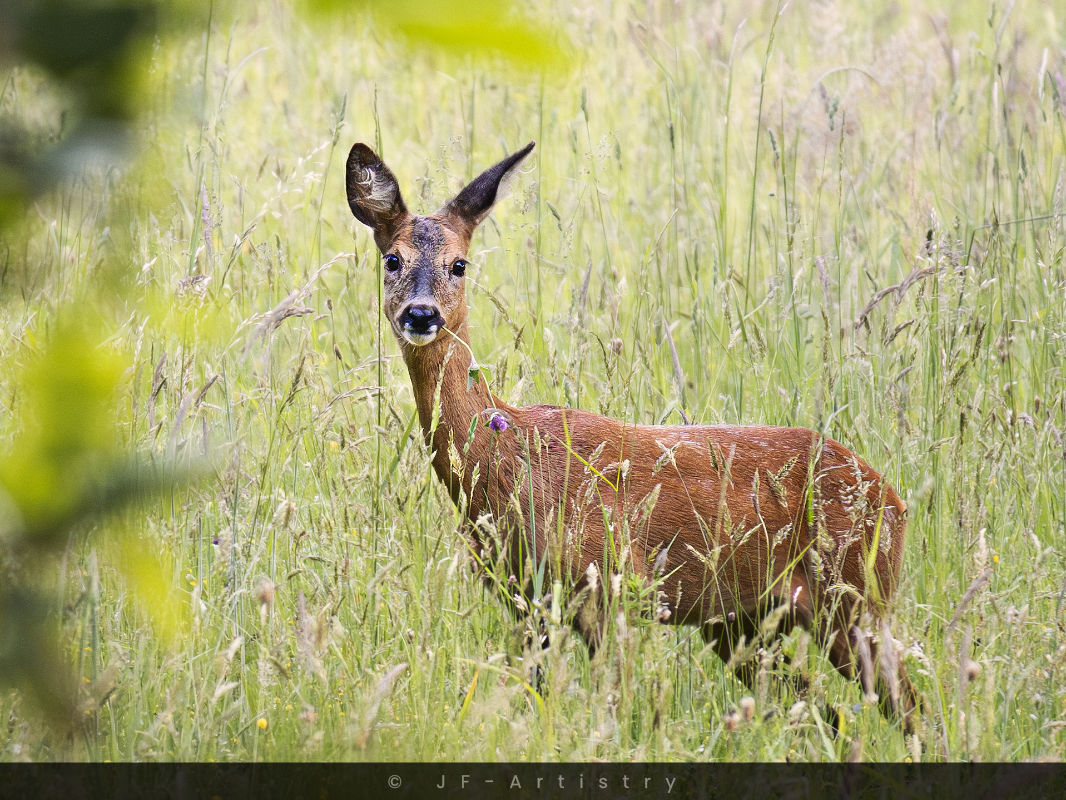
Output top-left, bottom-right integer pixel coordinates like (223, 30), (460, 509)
(345, 139), (920, 736)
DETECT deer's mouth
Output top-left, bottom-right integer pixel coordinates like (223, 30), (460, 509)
(399, 321), (440, 346)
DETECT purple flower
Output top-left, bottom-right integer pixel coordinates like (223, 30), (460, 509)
(212, 537), (220, 546)
(487, 413), (509, 433)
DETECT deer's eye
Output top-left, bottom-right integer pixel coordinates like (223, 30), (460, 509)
(451, 259), (467, 277)
(383, 254), (401, 273)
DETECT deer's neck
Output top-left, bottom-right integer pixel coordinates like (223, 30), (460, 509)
(401, 319), (505, 511)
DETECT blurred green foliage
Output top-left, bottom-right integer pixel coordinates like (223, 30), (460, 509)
(0, 0), (183, 725)
(0, 324), (126, 539)
(0, 321), (186, 724)
(0, 0), (158, 228)
(304, 0), (568, 69)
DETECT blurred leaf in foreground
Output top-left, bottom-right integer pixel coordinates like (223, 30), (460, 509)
(0, 0), (157, 228)
(304, 0), (571, 70)
(0, 321), (186, 724)
(0, 323), (126, 541)
(0, 588), (72, 723)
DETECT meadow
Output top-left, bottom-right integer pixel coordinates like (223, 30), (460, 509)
(1, 0), (1064, 763)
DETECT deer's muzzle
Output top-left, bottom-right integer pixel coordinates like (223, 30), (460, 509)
(399, 302), (444, 345)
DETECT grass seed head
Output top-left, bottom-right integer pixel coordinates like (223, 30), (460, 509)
(739, 696), (756, 722)
(256, 579), (276, 607)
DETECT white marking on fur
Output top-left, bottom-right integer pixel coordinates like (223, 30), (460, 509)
(401, 326), (439, 346)
(357, 167), (397, 215)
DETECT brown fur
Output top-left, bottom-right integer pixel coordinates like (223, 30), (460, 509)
(346, 140), (920, 736)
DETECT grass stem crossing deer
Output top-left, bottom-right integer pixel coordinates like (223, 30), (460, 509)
(345, 140), (920, 737)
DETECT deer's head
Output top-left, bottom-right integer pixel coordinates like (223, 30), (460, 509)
(345, 141), (534, 348)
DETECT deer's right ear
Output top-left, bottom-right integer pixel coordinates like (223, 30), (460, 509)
(442, 141), (535, 237)
(346, 143), (408, 249)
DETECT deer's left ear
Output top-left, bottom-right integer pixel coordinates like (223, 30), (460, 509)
(346, 143), (409, 250)
(442, 141), (535, 236)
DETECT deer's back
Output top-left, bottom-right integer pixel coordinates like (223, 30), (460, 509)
(494, 405), (906, 621)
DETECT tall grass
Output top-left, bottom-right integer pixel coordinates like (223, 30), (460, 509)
(1, 0), (1064, 761)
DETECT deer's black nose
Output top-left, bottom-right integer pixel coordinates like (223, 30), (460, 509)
(401, 304), (443, 334)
